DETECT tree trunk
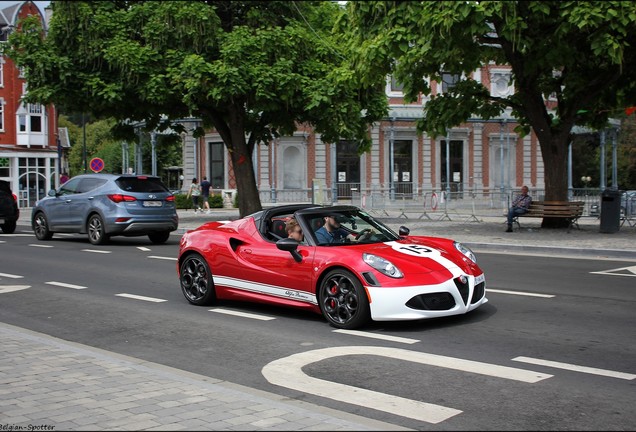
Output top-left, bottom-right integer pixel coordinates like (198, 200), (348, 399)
(538, 134), (570, 228)
(229, 128), (262, 218)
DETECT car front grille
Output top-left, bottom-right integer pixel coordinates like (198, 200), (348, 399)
(471, 282), (485, 304)
(406, 292), (456, 311)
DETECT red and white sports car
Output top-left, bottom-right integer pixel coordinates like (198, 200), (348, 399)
(177, 204), (487, 329)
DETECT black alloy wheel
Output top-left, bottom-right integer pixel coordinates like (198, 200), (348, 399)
(319, 269), (370, 329)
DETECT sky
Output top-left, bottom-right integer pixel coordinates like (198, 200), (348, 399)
(0, 1), (50, 16)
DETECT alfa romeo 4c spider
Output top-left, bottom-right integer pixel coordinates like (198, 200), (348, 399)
(177, 204), (487, 329)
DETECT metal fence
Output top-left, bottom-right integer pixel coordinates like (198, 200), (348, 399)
(258, 183), (620, 221)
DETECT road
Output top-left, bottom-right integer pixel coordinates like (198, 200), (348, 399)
(1, 229), (635, 430)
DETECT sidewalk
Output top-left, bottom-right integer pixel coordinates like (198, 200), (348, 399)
(0, 323), (406, 431)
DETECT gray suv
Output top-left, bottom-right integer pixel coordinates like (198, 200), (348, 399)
(31, 174), (178, 245)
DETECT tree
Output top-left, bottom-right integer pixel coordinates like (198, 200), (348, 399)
(5, 1), (387, 217)
(342, 1), (636, 227)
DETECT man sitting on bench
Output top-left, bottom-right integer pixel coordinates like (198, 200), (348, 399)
(506, 185), (532, 232)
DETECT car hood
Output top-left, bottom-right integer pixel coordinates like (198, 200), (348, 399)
(358, 236), (480, 275)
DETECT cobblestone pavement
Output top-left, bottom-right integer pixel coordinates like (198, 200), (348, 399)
(4, 206), (634, 431)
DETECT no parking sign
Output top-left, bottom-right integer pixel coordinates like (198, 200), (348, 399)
(90, 157), (104, 173)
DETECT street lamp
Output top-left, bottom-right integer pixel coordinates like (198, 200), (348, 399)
(581, 176), (591, 188)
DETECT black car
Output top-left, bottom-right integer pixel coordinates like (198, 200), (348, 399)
(0, 180), (20, 234)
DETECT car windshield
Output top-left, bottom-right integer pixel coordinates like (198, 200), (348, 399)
(303, 208), (400, 245)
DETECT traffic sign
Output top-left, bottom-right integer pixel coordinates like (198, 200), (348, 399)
(90, 157), (104, 173)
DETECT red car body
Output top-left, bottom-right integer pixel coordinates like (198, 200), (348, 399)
(177, 204), (487, 329)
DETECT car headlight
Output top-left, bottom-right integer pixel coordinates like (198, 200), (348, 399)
(363, 253), (403, 278)
(454, 242), (477, 263)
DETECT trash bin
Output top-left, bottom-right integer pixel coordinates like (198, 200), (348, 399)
(599, 189), (621, 233)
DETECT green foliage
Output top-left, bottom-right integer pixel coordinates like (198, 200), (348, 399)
(344, 1), (636, 201)
(174, 193), (223, 210)
(5, 1), (387, 216)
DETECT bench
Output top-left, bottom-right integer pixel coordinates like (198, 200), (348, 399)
(513, 201), (584, 232)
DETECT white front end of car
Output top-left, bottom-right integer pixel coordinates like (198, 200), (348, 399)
(365, 272), (487, 321)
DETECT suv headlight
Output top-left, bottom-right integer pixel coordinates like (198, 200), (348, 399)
(363, 253), (403, 278)
(454, 242), (476, 263)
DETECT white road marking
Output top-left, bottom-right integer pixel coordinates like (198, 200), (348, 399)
(137, 247), (151, 251)
(45, 281), (87, 290)
(209, 308), (275, 321)
(590, 265), (636, 277)
(0, 285), (30, 294)
(262, 346), (552, 424)
(115, 293), (167, 303)
(29, 243), (54, 248)
(81, 249), (111, 254)
(0, 233), (32, 237)
(488, 289), (555, 298)
(513, 356), (636, 380)
(148, 255), (177, 261)
(0, 273), (24, 279)
(333, 329), (420, 344)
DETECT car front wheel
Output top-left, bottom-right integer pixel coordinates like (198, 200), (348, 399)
(33, 212), (53, 240)
(319, 269), (370, 329)
(87, 214), (109, 245)
(180, 253), (216, 305)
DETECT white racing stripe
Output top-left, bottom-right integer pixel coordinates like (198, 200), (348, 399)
(209, 308), (275, 321)
(513, 356), (636, 380)
(333, 329), (420, 344)
(45, 281), (87, 290)
(488, 289), (554, 298)
(115, 293), (167, 303)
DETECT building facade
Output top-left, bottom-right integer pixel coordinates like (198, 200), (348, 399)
(186, 63), (545, 207)
(0, 1), (60, 208)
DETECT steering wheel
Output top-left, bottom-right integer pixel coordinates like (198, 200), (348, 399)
(355, 228), (373, 241)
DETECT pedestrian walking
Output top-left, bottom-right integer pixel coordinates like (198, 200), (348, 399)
(187, 177), (202, 212)
(200, 176), (211, 214)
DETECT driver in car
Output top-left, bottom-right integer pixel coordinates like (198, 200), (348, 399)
(315, 214), (371, 244)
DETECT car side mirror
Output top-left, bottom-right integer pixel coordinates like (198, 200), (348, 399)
(276, 238), (303, 262)
(399, 226), (410, 237)
(48, 189), (57, 197)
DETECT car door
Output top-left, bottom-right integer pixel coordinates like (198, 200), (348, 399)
(234, 229), (318, 306)
(66, 177), (107, 227)
(45, 178), (82, 229)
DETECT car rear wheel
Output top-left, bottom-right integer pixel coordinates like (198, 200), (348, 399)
(33, 212), (53, 240)
(1, 220), (16, 234)
(319, 269), (370, 329)
(87, 214), (109, 245)
(180, 253), (216, 305)
(148, 231), (170, 244)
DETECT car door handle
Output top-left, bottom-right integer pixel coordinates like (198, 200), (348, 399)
(64, 199), (72, 203)
(88, 197), (94, 200)
(243, 249), (252, 254)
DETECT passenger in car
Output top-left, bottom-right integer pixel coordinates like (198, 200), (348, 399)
(285, 217), (304, 243)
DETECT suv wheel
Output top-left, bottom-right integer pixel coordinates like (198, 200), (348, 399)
(148, 231), (171, 244)
(33, 212), (53, 240)
(87, 214), (109, 245)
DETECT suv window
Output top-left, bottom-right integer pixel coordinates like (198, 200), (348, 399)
(115, 177), (169, 193)
(77, 178), (108, 193)
(59, 178), (82, 195)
